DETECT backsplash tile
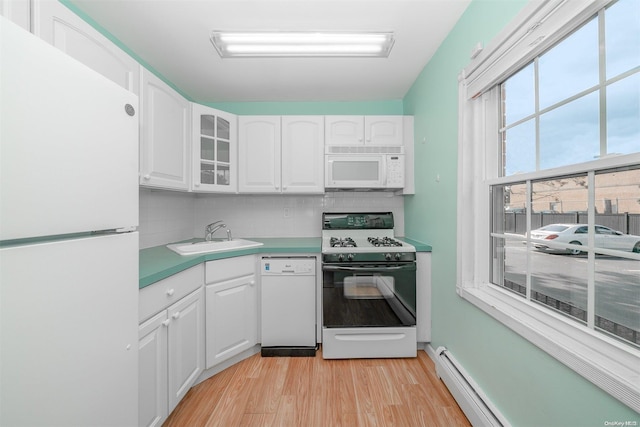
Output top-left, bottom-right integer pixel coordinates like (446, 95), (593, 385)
(139, 189), (195, 248)
(139, 189), (404, 248)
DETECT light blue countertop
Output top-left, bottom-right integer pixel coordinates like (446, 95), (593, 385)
(139, 236), (431, 289)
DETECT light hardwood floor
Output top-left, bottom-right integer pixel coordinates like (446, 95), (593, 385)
(164, 348), (471, 427)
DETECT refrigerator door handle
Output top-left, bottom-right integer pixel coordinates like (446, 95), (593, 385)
(116, 226), (137, 233)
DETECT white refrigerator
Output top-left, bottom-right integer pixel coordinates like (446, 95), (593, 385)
(0, 18), (139, 426)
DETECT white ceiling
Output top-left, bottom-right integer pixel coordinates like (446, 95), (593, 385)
(68, 0), (471, 103)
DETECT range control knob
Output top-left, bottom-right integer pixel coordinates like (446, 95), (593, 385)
(337, 254), (345, 262)
(385, 253), (392, 261)
(395, 253), (402, 260)
(347, 253), (355, 261)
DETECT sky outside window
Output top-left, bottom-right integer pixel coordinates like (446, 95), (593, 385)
(501, 0), (640, 177)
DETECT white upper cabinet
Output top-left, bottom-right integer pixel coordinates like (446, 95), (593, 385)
(365, 116), (404, 146)
(32, 0), (139, 94)
(238, 116), (281, 193)
(324, 116), (364, 145)
(239, 116), (324, 193)
(1, 0), (30, 31)
(281, 116), (324, 194)
(325, 115), (403, 146)
(140, 68), (191, 191)
(192, 104), (237, 193)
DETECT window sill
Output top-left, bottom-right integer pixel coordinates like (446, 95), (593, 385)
(459, 283), (640, 412)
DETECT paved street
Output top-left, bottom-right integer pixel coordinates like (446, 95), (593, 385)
(503, 240), (640, 333)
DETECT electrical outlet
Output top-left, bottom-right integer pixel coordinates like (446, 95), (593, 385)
(283, 207), (291, 218)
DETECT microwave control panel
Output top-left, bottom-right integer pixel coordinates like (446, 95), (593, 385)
(386, 155), (404, 187)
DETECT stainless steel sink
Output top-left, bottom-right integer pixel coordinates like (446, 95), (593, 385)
(167, 239), (263, 255)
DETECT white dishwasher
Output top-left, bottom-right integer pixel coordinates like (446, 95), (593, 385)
(260, 256), (317, 357)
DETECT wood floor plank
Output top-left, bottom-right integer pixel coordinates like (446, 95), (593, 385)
(307, 353), (336, 427)
(334, 359), (360, 414)
(402, 383), (443, 426)
(239, 413), (275, 427)
(350, 358), (376, 416)
(203, 369), (257, 426)
(164, 362), (239, 427)
(271, 394), (297, 427)
(163, 349), (471, 427)
(365, 365), (403, 425)
(245, 357), (289, 415)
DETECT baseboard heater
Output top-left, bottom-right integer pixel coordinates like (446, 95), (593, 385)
(434, 346), (510, 427)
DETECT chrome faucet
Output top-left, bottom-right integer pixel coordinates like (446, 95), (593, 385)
(205, 220), (232, 241)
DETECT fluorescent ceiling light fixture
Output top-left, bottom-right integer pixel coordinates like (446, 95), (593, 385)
(210, 31), (395, 58)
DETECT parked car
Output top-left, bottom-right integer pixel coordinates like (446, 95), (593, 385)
(529, 224), (640, 255)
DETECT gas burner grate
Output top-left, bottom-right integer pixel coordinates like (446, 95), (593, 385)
(367, 237), (403, 247)
(330, 237), (357, 248)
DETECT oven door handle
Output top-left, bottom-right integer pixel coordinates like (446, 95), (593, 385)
(322, 265), (414, 272)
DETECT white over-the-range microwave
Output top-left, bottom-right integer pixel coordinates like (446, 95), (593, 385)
(325, 146), (405, 190)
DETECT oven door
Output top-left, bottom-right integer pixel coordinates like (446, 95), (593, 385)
(322, 262), (416, 328)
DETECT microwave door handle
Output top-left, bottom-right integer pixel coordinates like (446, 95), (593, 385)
(382, 156), (387, 186)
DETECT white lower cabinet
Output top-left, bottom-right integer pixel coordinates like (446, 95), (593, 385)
(138, 266), (204, 427)
(138, 311), (168, 427)
(167, 288), (205, 409)
(416, 252), (432, 342)
(205, 256), (258, 368)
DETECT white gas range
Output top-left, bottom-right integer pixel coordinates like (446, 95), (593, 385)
(320, 212), (417, 359)
(322, 229), (415, 260)
(321, 213), (416, 261)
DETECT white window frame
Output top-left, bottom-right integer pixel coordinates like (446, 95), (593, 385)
(457, 0), (640, 412)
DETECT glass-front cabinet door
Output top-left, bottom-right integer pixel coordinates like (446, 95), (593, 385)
(192, 104), (237, 192)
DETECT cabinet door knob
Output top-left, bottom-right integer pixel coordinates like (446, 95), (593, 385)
(143, 174), (151, 180)
(166, 289), (175, 296)
(162, 319), (170, 327)
(172, 312), (180, 319)
(249, 280), (256, 287)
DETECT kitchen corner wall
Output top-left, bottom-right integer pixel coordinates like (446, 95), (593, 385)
(139, 188), (404, 249)
(139, 189), (195, 249)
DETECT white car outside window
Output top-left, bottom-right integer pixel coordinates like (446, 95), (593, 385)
(530, 224), (640, 254)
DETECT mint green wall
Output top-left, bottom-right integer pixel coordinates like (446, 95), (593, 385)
(403, 1), (639, 426)
(205, 101), (403, 115)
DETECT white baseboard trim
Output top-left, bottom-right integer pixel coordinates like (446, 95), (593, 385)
(195, 344), (261, 385)
(426, 345), (510, 427)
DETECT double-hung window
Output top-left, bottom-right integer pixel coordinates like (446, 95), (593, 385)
(457, 0), (639, 412)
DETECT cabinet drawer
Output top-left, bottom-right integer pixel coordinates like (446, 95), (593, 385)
(140, 265), (203, 322)
(205, 255), (256, 284)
